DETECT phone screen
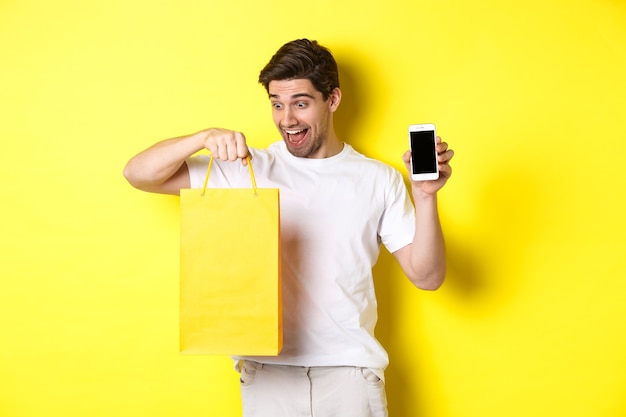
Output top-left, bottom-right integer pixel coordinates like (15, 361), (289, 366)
(410, 130), (437, 174)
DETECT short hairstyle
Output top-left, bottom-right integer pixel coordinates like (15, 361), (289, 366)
(258, 39), (340, 101)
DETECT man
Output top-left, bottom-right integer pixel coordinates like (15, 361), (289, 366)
(124, 38), (454, 417)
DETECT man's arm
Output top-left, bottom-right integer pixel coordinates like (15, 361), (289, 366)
(123, 128), (250, 195)
(393, 136), (454, 290)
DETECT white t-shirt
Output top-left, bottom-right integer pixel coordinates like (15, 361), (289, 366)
(186, 141), (415, 372)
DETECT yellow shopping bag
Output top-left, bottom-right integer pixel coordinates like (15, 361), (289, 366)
(179, 156), (282, 355)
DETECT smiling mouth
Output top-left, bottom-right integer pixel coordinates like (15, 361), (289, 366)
(285, 128), (308, 144)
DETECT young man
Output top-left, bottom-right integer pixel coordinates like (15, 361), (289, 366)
(124, 39), (454, 417)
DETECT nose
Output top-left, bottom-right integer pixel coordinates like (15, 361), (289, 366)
(282, 107), (297, 127)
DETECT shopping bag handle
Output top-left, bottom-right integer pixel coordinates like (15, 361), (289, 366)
(201, 155), (257, 197)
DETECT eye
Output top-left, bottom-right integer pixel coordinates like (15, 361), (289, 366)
(272, 102), (283, 110)
(295, 101), (308, 108)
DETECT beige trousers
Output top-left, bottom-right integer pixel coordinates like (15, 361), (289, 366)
(238, 361), (388, 417)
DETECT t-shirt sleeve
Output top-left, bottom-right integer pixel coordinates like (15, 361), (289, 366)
(185, 155), (212, 189)
(378, 169), (415, 254)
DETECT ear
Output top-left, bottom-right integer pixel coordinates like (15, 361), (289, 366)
(328, 87), (342, 112)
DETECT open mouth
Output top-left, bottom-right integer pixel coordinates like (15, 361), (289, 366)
(285, 128), (308, 146)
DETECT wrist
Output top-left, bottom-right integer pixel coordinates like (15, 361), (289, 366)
(191, 129), (213, 151)
(412, 185), (438, 202)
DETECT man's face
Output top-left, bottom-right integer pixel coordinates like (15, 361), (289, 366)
(268, 78), (339, 158)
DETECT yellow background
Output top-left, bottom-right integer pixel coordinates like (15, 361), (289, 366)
(1, 0), (625, 416)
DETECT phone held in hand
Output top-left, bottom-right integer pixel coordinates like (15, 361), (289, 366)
(408, 123), (439, 181)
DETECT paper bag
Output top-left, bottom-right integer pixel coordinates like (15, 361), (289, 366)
(179, 156), (282, 355)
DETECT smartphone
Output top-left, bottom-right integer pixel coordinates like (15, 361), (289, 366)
(408, 123), (439, 181)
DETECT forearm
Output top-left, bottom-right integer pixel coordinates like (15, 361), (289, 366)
(408, 189), (446, 290)
(123, 131), (206, 191)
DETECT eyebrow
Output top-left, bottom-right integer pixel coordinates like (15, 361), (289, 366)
(269, 92), (316, 100)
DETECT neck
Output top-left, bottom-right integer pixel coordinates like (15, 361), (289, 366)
(322, 132), (344, 157)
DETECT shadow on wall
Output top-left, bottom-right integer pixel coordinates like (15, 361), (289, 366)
(443, 161), (551, 310)
(334, 58), (361, 146)
(373, 157), (550, 414)
(333, 48), (388, 152)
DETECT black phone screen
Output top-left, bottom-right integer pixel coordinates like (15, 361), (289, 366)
(410, 130), (437, 174)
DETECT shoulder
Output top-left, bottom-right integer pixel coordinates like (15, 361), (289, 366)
(343, 145), (404, 181)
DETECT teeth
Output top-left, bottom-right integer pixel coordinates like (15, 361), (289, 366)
(285, 129), (304, 135)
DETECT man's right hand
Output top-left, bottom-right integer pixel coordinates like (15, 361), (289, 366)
(123, 127), (250, 195)
(202, 128), (251, 165)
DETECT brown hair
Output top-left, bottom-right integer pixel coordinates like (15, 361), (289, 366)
(258, 39), (340, 101)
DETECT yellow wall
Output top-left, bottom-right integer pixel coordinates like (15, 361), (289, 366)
(1, 0), (625, 416)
